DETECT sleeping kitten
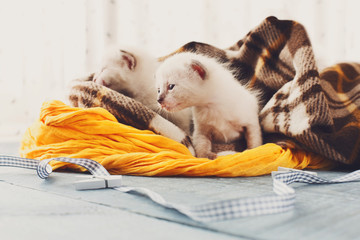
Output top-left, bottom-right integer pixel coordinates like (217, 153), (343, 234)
(93, 46), (192, 135)
(155, 52), (262, 159)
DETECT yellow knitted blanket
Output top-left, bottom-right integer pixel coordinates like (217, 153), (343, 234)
(20, 100), (331, 176)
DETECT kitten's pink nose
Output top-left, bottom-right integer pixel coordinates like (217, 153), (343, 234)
(157, 96), (164, 104)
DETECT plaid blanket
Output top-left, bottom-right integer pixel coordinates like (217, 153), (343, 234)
(69, 16), (360, 167)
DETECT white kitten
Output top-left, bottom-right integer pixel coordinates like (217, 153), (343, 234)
(155, 52), (262, 159)
(93, 46), (192, 135)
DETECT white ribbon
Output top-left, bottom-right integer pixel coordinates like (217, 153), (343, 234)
(1, 155), (359, 222)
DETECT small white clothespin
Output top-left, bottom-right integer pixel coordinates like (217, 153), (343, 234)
(75, 175), (123, 190)
(272, 167), (318, 178)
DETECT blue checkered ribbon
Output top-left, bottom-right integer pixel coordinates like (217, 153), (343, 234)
(0, 155), (109, 179)
(1, 155), (360, 222)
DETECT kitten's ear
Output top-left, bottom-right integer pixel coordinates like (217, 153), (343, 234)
(119, 50), (136, 71)
(190, 60), (206, 80)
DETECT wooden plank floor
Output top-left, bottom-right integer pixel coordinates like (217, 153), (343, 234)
(1, 142), (360, 240)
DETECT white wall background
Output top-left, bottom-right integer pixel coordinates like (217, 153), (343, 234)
(1, 0), (359, 141)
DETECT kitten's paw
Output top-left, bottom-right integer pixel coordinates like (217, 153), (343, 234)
(196, 151), (217, 160)
(207, 152), (217, 160)
(216, 150), (237, 157)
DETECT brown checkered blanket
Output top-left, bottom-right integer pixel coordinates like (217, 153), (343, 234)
(69, 16), (360, 168)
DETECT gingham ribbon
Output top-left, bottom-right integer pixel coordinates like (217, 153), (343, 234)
(1, 155), (360, 222)
(0, 155), (109, 179)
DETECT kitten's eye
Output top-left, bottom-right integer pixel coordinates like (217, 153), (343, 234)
(168, 84), (175, 90)
(157, 88), (160, 94)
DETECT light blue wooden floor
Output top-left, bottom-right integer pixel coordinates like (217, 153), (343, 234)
(1, 142), (360, 240)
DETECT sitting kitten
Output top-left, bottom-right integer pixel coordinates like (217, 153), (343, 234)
(155, 52), (262, 159)
(93, 46), (192, 135)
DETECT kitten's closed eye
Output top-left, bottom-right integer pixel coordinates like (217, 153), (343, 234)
(168, 84), (175, 90)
